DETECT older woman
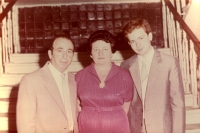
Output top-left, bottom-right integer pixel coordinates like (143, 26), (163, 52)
(75, 30), (133, 133)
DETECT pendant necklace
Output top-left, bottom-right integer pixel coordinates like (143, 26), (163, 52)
(94, 64), (112, 89)
(99, 81), (105, 89)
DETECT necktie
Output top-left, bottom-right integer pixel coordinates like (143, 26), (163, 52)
(61, 73), (73, 131)
(141, 60), (148, 83)
(141, 60), (148, 120)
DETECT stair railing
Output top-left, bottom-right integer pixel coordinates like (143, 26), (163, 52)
(162, 0), (200, 108)
(0, 0), (16, 75)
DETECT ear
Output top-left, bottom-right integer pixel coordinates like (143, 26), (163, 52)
(48, 50), (52, 59)
(148, 32), (153, 41)
(90, 54), (93, 58)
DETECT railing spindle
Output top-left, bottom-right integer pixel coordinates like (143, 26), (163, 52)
(12, 6), (19, 53)
(182, 31), (190, 93)
(189, 40), (199, 108)
(162, 0), (168, 48)
(7, 11), (13, 56)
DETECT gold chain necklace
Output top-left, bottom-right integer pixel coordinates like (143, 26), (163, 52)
(94, 64), (112, 89)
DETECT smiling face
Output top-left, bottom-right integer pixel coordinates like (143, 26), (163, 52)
(48, 37), (74, 73)
(127, 27), (152, 58)
(90, 40), (113, 66)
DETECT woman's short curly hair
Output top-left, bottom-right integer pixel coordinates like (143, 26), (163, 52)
(88, 30), (116, 53)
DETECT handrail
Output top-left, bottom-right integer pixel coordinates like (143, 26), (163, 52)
(0, 0), (17, 23)
(164, 0), (200, 51)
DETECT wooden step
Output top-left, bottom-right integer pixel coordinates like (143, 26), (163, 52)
(0, 86), (18, 99)
(0, 74), (24, 86)
(4, 61), (91, 74)
(186, 107), (200, 124)
(0, 116), (16, 131)
(185, 94), (194, 107)
(0, 99), (16, 114)
(186, 124), (200, 133)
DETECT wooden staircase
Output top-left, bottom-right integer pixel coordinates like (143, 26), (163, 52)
(0, 49), (200, 133)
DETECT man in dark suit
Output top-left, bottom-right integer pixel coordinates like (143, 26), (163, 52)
(121, 18), (185, 133)
(17, 36), (78, 133)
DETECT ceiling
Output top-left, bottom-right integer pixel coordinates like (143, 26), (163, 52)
(14, 0), (160, 6)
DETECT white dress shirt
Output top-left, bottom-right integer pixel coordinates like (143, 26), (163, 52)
(138, 46), (154, 118)
(48, 62), (73, 130)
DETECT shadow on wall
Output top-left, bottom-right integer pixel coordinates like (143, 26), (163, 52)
(77, 52), (93, 69)
(38, 52), (50, 68)
(8, 86), (19, 133)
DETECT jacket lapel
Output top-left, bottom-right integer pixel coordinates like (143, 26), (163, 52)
(41, 62), (68, 119)
(129, 56), (142, 99)
(126, 50), (162, 100)
(147, 50), (162, 90)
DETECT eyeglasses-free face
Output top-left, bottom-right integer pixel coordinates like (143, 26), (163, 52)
(48, 38), (74, 73)
(127, 28), (152, 58)
(90, 40), (113, 66)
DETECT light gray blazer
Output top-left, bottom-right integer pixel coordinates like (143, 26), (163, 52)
(121, 50), (185, 133)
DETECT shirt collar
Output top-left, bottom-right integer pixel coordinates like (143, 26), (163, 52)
(137, 46), (154, 63)
(48, 62), (68, 76)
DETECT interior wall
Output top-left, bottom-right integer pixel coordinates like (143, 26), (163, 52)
(15, 1), (163, 53)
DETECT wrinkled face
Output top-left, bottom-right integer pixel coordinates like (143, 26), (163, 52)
(127, 28), (152, 58)
(90, 40), (113, 66)
(48, 38), (74, 73)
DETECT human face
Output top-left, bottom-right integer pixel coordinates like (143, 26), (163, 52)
(90, 40), (113, 66)
(48, 38), (74, 73)
(127, 28), (152, 58)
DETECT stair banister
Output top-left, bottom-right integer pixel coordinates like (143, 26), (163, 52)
(0, 0), (17, 22)
(163, 0), (200, 107)
(164, 0), (200, 50)
(0, 0), (16, 75)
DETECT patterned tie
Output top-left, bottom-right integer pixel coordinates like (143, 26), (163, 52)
(61, 73), (73, 131)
